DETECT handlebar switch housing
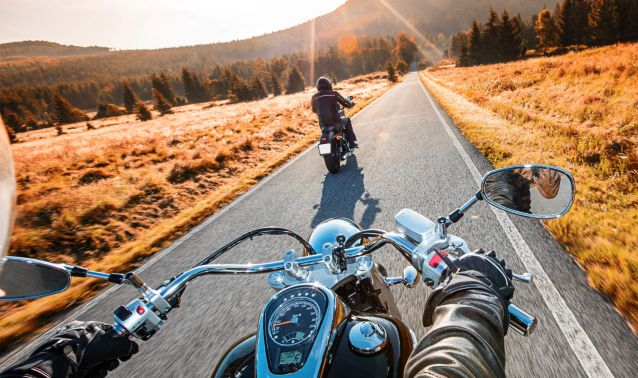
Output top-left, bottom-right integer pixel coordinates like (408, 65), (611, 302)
(421, 250), (448, 287)
(113, 298), (164, 340)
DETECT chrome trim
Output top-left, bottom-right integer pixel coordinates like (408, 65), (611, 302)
(255, 284), (346, 377)
(0, 256), (71, 301)
(480, 164), (576, 220)
(159, 245), (372, 302)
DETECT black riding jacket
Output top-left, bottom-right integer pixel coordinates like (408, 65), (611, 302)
(311, 89), (353, 126)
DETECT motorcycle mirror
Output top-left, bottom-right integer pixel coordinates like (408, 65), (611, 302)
(347, 96), (353, 101)
(481, 165), (575, 219)
(402, 266), (419, 288)
(0, 256), (71, 301)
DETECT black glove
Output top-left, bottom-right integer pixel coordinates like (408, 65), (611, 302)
(1, 321), (138, 378)
(423, 250), (514, 333)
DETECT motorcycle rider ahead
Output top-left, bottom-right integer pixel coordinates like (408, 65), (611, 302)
(311, 77), (358, 149)
(0, 122), (512, 378)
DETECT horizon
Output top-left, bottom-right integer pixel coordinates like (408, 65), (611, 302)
(0, 0), (348, 50)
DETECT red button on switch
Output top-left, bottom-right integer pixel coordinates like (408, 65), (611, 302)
(136, 305), (146, 315)
(429, 250), (448, 268)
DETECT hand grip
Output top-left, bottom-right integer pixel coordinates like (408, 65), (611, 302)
(508, 303), (537, 336)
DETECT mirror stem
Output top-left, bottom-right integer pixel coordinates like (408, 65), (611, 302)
(447, 191), (482, 224)
(63, 265), (125, 284)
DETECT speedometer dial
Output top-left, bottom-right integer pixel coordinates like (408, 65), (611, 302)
(268, 297), (321, 346)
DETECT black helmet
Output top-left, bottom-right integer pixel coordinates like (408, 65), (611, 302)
(316, 76), (332, 91)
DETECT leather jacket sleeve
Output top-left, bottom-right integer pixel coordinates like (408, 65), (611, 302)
(335, 91), (353, 108)
(404, 285), (506, 377)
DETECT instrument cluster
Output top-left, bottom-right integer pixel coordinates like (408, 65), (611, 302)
(263, 285), (329, 374)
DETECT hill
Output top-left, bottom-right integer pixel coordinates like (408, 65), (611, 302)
(421, 43), (638, 330)
(0, 0), (554, 89)
(0, 41), (110, 61)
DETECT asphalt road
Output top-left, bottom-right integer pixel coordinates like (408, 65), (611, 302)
(3, 72), (637, 377)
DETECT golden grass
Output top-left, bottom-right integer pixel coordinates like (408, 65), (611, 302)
(421, 43), (638, 330)
(0, 72), (393, 353)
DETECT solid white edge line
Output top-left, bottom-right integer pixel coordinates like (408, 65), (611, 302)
(417, 73), (614, 378)
(0, 80), (402, 368)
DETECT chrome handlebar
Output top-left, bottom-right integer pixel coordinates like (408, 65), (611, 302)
(109, 232), (537, 338)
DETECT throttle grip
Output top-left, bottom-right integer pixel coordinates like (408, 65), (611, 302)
(508, 304), (537, 336)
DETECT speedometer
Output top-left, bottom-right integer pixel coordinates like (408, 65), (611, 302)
(268, 297), (321, 346)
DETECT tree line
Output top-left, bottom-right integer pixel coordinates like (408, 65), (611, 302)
(450, 0), (638, 67)
(2, 34), (416, 139)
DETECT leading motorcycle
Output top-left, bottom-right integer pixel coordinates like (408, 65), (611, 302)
(0, 164), (575, 377)
(317, 96), (355, 174)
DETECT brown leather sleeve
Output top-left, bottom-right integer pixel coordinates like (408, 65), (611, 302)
(404, 289), (506, 378)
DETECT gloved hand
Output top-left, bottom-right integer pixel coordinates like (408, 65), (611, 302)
(423, 250), (514, 333)
(1, 321), (138, 378)
(454, 249), (514, 306)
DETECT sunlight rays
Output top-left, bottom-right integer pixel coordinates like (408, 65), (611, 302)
(376, 0), (442, 57)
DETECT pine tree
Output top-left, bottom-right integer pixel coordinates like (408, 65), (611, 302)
(394, 32), (418, 65)
(482, 9), (501, 63)
(270, 73), (283, 96)
(386, 62), (397, 82)
(458, 41), (471, 67)
(499, 10), (525, 61)
(153, 89), (173, 115)
(535, 7), (557, 53)
(557, 0), (576, 46)
(286, 67), (306, 94)
(52, 93), (88, 125)
(619, 0), (638, 41)
(467, 20), (483, 65)
(4, 123), (18, 143)
(151, 74), (177, 105)
(573, 0), (591, 45)
(2, 111), (23, 133)
(252, 77), (268, 99)
(181, 68), (209, 103)
(395, 59), (408, 74)
(589, 0), (621, 45)
(122, 82), (139, 114)
(136, 102), (153, 121)
(230, 76), (253, 102)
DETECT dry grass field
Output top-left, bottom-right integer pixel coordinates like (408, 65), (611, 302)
(421, 43), (638, 330)
(0, 72), (392, 352)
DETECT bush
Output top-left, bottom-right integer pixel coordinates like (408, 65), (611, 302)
(136, 103), (153, 121)
(93, 103), (127, 119)
(78, 169), (112, 185)
(167, 159), (218, 183)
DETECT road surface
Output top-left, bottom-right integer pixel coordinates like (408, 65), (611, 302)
(2, 71), (637, 377)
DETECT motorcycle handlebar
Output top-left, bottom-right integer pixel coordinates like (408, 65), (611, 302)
(113, 233), (536, 337)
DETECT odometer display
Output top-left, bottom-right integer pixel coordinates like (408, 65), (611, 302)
(268, 297), (320, 346)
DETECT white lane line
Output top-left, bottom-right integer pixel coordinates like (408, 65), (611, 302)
(418, 74), (614, 378)
(0, 81), (402, 368)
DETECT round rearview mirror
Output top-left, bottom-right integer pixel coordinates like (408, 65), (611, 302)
(347, 95), (354, 101)
(481, 165), (575, 219)
(0, 256), (70, 301)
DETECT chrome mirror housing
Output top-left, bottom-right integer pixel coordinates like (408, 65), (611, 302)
(481, 165), (575, 219)
(402, 266), (419, 288)
(0, 256), (71, 301)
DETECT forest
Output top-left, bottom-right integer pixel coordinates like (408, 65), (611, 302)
(1, 33), (418, 140)
(449, 0), (638, 66)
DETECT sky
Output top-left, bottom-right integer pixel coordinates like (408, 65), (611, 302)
(0, 0), (348, 50)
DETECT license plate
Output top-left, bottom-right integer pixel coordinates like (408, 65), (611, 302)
(318, 143), (332, 155)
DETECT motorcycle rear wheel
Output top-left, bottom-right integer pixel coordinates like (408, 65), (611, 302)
(324, 154), (340, 173)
